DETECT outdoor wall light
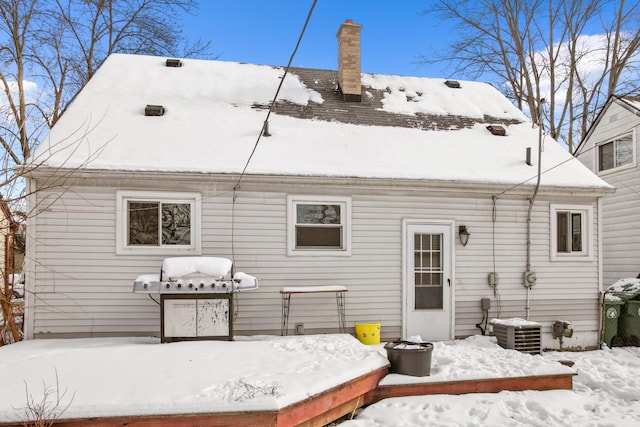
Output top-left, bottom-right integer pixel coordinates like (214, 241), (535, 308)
(459, 225), (470, 247)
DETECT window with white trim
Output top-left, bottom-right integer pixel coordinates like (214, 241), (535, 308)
(550, 204), (593, 261)
(597, 131), (634, 173)
(287, 195), (351, 256)
(116, 191), (201, 255)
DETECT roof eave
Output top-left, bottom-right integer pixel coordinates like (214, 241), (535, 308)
(28, 167), (614, 198)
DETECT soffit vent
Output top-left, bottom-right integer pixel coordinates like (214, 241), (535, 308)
(487, 125), (506, 136)
(165, 58), (183, 67)
(145, 105), (165, 116)
(444, 80), (461, 89)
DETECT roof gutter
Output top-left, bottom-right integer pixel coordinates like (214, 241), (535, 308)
(25, 167), (614, 197)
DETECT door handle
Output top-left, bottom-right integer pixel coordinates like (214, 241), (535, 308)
(448, 278), (451, 287)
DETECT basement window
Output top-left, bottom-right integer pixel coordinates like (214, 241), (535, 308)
(287, 195), (351, 256)
(597, 131), (634, 173)
(550, 204), (593, 261)
(116, 191), (201, 255)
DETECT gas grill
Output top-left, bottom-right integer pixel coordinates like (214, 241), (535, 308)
(133, 257), (258, 342)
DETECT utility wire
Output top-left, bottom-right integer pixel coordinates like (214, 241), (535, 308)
(230, 0), (317, 266)
(232, 0), (318, 192)
(493, 136), (599, 198)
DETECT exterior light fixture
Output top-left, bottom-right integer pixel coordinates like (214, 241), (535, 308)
(459, 225), (470, 246)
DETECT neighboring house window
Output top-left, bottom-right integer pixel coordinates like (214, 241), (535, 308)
(550, 204), (593, 261)
(287, 195), (351, 256)
(116, 191), (201, 255)
(598, 132), (634, 172)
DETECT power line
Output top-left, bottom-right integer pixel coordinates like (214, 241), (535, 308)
(231, 0), (317, 266)
(493, 135), (599, 198)
(232, 0), (318, 193)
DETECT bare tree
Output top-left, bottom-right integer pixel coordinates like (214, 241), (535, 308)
(0, 0), (211, 342)
(424, 0), (640, 152)
(1, 0), (210, 170)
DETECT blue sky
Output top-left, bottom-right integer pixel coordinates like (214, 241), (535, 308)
(182, 1), (451, 78)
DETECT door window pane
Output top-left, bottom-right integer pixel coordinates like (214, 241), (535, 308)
(414, 233), (443, 310)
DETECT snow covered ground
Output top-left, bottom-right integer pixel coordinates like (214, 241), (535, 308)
(344, 343), (640, 426)
(0, 334), (638, 425)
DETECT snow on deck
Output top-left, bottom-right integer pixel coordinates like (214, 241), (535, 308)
(0, 334), (574, 423)
(0, 334), (386, 422)
(378, 335), (571, 386)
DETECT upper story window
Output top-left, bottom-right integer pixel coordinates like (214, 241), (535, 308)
(287, 195), (351, 256)
(598, 132), (634, 173)
(550, 204), (593, 261)
(116, 191), (201, 255)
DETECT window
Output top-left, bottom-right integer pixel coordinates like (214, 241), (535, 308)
(598, 132), (634, 173)
(287, 195), (351, 256)
(116, 191), (201, 255)
(550, 204), (592, 261)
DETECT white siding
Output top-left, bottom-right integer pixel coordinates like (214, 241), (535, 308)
(577, 101), (640, 285)
(29, 177), (601, 348)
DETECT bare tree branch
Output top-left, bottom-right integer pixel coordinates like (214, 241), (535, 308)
(423, 0), (640, 152)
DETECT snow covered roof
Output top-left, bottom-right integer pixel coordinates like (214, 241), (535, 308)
(30, 53), (610, 191)
(619, 94), (640, 113)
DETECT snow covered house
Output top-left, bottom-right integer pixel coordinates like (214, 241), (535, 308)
(24, 20), (612, 348)
(575, 95), (640, 286)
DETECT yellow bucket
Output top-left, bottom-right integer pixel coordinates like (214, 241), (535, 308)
(355, 323), (381, 345)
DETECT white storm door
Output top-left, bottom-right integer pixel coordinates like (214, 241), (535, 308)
(404, 223), (453, 341)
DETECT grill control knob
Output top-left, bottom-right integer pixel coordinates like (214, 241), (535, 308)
(165, 283), (170, 289)
(177, 283), (182, 289)
(199, 283), (204, 288)
(188, 283), (193, 289)
(143, 283), (149, 289)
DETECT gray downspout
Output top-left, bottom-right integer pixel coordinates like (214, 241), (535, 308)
(525, 105), (544, 319)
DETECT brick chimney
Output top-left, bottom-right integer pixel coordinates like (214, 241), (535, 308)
(337, 19), (362, 102)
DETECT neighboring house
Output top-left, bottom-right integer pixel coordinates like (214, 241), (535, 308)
(575, 95), (640, 286)
(24, 20), (612, 348)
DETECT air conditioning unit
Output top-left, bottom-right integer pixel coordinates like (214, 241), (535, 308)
(490, 318), (542, 355)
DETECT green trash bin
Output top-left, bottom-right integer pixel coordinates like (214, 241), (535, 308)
(603, 298), (624, 347)
(619, 300), (640, 346)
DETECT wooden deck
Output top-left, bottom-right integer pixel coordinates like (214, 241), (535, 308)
(1, 367), (575, 427)
(365, 372), (576, 405)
